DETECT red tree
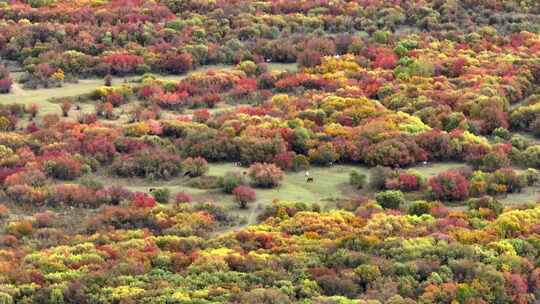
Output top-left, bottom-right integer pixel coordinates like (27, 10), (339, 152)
(428, 171), (469, 201)
(132, 192), (156, 208)
(233, 185), (256, 209)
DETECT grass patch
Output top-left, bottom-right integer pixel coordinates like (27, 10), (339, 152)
(209, 163), (363, 204)
(0, 63), (298, 118)
(500, 187), (539, 206)
(411, 161), (468, 177)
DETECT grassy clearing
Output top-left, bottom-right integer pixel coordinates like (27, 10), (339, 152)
(267, 62), (298, 72)
(86, 161), (470, 207)
(208, 163), (363, 204)
(0, 63), (298, 117)
(75, 160), (539, 229)
(500, 187), (539, 206)
(0, 77), (140, 116)
(0, 80), (105, 115)
(82, 161), (470, 221)
(80, 163), (365, 223)
(410, 161), (468, 177)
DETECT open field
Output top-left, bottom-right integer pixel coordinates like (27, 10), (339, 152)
(0, 62), (297, 117)
(79, 163), (362, 223)
(70, 160), (539, 229)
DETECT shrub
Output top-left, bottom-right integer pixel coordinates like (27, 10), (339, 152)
(375, 190), (406, 209)
(78, 113), (98, 124)
(258, 201), (310, 221)
(182, 157), (209, 177)
(0, 292), (13, 304)
(61, 100), (72, 117)
(480, 151), (510, 172)
(186, 175), (223, 189)
(408, 200), (432, 216)
(132, 192), (156, 208)
(316, 275), (359, 298)
(95, 186), (133, 205)
(523, 145), (540, 168)
(237, 60), (258, 76)
(6, 185), (48, 205)
(0, 65), (12, 94)
(0, 145), (19, 166)
(34, 211), (55, 228)
(365, 138), (426, 167)
(292, 154), (310, 171)
(298, 50), (323, 68)
(193, 109), (211, 123)
(385, 171), (425, 192)
(273, 151), (295, 171)
(160, 52), (193, 74)
(6, 219), (33, 237)
(51, 184), (98, 207)
(428, 171), (470, 201)
(175, 192), (193, 204)
(467, 196), (503, 217)
(488, 168), (526, 194)
(26, 103), (39, 119)
(492, 127), (511, 140)
(0, 77), (12, 94)
(248, 163), (284, 188)
(354, 264), (382, 285)
(27, 0), (56, 8)
(523, 168), (539, 186)
(102, 54), (144, 75)
(237, 288), (292, 304)
(222, 171), (246, 193)
(0, 204), (9, 219)
(78, 177), (104, 191)
(237, 136), (284, 165)
(308, 143), (339, 166)
(151, 188), (171, 203)
(233, 185), (257, 209)
(369, 166), (393, 190)
(349, 170), (367, 189)
(5, 170), (47, 187)
(111, 149), (181, 180)
(104, 74), (113, 86)
(42, 157), (84, 180)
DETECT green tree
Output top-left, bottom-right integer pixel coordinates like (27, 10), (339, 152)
(375, 190), (405, 209)
(151, 188), (171, 203)
(350, 170), (367, 189)
(222, 171), (245, 193)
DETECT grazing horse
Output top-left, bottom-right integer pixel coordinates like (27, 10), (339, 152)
(306, 177), (314, 183)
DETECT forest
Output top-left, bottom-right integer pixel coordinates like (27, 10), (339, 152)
(1, 0), (540, 303)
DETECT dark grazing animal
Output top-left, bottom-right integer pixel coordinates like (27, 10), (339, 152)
(307, 177), (314, 183)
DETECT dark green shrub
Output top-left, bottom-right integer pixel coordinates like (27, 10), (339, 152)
(222, 171), (246, 193)
(349, 170), (367, 189)
(375, 190), (405, 209)
(151, 188), (171, 203)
